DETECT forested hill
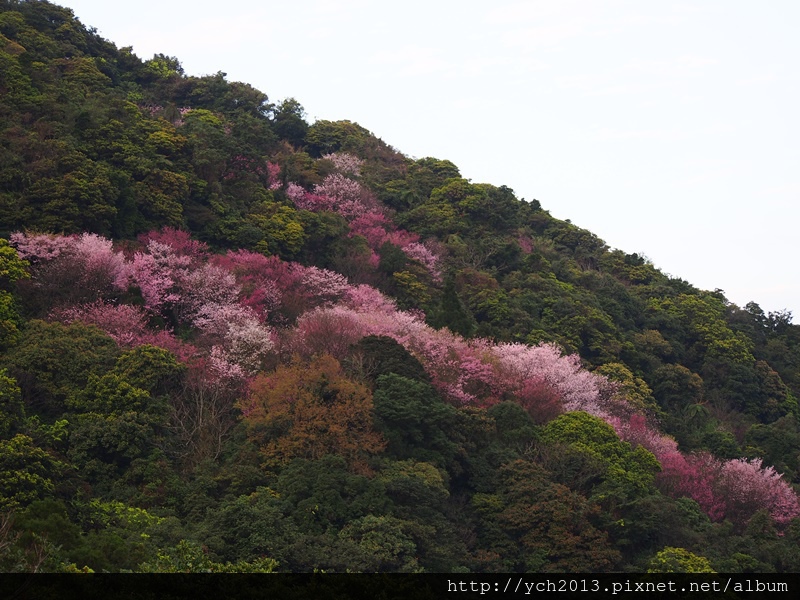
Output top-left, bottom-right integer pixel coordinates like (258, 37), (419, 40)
(2, 0), (800, 573)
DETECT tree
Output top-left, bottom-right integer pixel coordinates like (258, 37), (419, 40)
(346, 335), (430, 385)
(647, 547), (715, 573)
(338, 515), (421, 572)
(273, 455), (391, 543)
(430, 274), (475, 337)
(0, 435), (63, 511)
(244, 355), (385, 473)
(138, 539), (278, 572)
(0, 370), (24, 438)
(166, 358), (244, 469)
(472, 459), (620, 572)
(541, 412), (661, 506)
(271, 98), (308, 147)
(6, 320), (119, 418)
(372, 374), (460, 469)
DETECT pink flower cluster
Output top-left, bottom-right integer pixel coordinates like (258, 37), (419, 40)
(322, 152), (364, 177)
(609, 413), (800, 528)
(13, 228), (800, 529)
(11, 232), (131, 295)
(286, 173), (441, 280)
(654, 450), (800, 527)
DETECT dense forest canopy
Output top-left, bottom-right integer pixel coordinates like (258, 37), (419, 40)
(2, 0), (800, 573)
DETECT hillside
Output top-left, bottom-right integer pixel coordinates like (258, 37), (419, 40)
(1, 0), (800, 573)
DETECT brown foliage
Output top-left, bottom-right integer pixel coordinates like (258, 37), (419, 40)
(244, 354), (385, 473)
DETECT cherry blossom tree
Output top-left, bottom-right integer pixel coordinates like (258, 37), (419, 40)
(286, 182), (335, 212)
(292, 306), (367, 360)
(717, 457), (800, 527)
(266, 161), (282, 190)
(9, 232), (73, 263)
(211, 249), (282, 320)
(192, 303), (274, 375)
(52, 300), (198, 363)
(11, 232), (131, 309)
(322, 152), (364, 177)
(53, 302), (150, 347)
(313, 173), (374, 219)
(130, 240), (191, 313)
(176, 263), (240, 324)
(492, 342), (608, 417)
(137, 227), (208, 263)
(403, 242), (441, 281)
(655, 450), (800, 527)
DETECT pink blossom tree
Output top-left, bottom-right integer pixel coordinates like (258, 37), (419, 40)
(403, 242), (441, 281)
(656, 451), (725, 522)
(9, 232), (74, 262)
(138, 228), (208, 263)
(52, 300), (198, 363)
(292, 306), (367, 360)
(655, 450), (800, 528)
(176, 263), (240, 325)
(322, 152), (364, 177)
(211, 249), (282, 320)
(492, 342), (608, 417)
(53, 301), (150, 347)
(717, 457), (800, 527)
(313, 173), (375, 219)
(10, 232), (130, 307)
(130, 241), (189, 313)
(266, 161), (282, 190)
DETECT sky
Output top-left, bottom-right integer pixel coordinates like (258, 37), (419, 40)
(59, 0), (800, 316)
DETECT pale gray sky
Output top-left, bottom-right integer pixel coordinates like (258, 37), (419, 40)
(60, 0), (800, 315)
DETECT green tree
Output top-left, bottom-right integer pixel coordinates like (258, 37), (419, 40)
(138, 539), (278, 572)
(473, 459), (620, 572)
(372, 374), (460, 470)
(0, 238), (29, 348)
(541, 412), (661, 505)
(5, 320), (119, 419)
(647, 547), (715, 573)
(347, 335), (430, 385)
(430, 274), (475, 337)
(0, 370), (24, 437)
(338, 515), (421, 572)
(0, 435), (63, 511)
(271, 98), (308, 148)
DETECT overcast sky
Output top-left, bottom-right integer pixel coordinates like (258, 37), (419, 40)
(59, 0), (800, 316)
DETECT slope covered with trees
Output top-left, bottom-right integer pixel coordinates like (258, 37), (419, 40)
(2, 0), (800, 572)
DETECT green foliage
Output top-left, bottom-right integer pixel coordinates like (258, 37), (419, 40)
(0, 369), (24, 437)
(193, 486), (298, 565)
(273, 455), (392, 552)
(472, 459), (621, 572)
(0, 435), (62, 511)
(305, 119), (371, 157)
(595, 362), (659, 416)
(347, 335), (430, 384)
(429, 274), (475, 337)
(0, 290), (23, 349)
(110, 345), (184, 397)
(647, 547), (715, 573)
(271, 98), (308, 147)
(0, 238), (29, 284)
(338, 515), (422, 572)
(139, 539), (278, 572)
(372, 374), (461, 469)
(4, 320), (119, 418)
(541, 412), (660, 503)
(744, 415), (800, 483)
